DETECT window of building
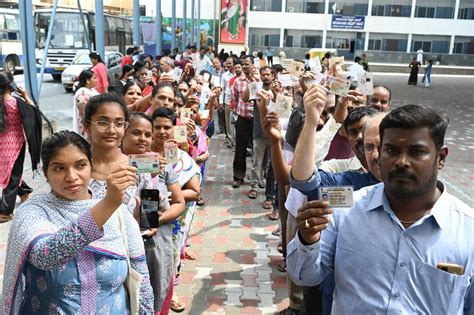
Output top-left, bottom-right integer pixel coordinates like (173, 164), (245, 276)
(415, 0), (455, 18)
(284, 29), (322, 48)
(286, 0), (324, 13)
(251, 0), (282, 12)
(329, 1), (369, 15)
(368, 33), (408, 52)
(454, 37), (474, 54)
(249, 28), (280, 47)
(412, 35), (450, 53)
(458, 1), (474, 20)
(371, 0), (411, 17)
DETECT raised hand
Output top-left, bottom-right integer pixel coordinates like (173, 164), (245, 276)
(104, 164), (137, 208)
(296, 200), (333, 244)
(303, 84), (326, 128)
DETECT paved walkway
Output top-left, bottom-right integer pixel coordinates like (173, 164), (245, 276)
(0, 133), (290, 314)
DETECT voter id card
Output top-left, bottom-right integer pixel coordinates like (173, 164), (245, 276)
(173, 126), (188, 143)
(129, 153), (160, 174)
(180, 108), (191, 123)
(277, 73), (292, 87)
(249, 81), (263, 100)
(320, 75), (351, 96)
(357, 72), (374, 96)
(165, 142), (179, 164)
(319, 186), (354, 208)
(275, 94), (293, 119)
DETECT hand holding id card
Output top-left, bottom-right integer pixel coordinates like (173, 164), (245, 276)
(129, 153), (160, 174)
(357, 72), (374, 96)
(278, 73), (292, 87)
(180, 108), (191, 123)
(249, 81), (263, 100)
(319, 186), (354, 208)
(173, 126), (188, 143)
(320, 75), (351, 96)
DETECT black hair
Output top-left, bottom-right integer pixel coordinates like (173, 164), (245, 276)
(271, 64), (284, 73)
(121, 64), (134, 79)
(380, 104), (449, 151)
(241, 55), (254, 63)
(84, 93), (129, 123)
(305, 53), (310, 59)
(151, 107), (177, 126)
(152, 82), (175, 98)
(133, 61), (146, 73)
(259, 66), (273, 74)
(354, 56), (361, 63)
(126, 47), (134, 55)
(343, 106), (379, 132)
(174, 90), (186, 106)
(128, 111), (152, 126)
(122, 80), (141, 96)
(77, 69), (95, 90)
(0, 71), (13, 107)
(41, 130), (91, 173)
(89, 52), (104, 64)
(373, 84), (392, 101)
(233, 59), (242, 66)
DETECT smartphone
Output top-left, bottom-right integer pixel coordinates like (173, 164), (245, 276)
(140, 189), (160, 229)
(9, 82), (19, 93)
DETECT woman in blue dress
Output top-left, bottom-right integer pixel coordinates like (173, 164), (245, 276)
(1, 130), (154, 314)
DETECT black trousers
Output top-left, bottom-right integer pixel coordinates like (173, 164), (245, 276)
(233, 115), (253, 181)
(217, 107), (226, 133)
(267, 56), (273, 66)
(1, 145), (25, 215)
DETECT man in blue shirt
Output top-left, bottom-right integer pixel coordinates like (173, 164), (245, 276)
(287, 104), (473, 313)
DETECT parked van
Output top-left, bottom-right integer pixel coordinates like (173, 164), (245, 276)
(309, 48), (338, 60)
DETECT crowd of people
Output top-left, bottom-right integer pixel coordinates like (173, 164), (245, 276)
(0, 43), (471, 315)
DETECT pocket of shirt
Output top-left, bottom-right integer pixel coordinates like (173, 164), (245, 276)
(416, 262), (470, 313)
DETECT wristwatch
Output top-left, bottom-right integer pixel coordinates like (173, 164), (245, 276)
(189, 132), (198, 143)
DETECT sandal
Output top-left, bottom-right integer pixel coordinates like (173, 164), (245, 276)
(0, 214), (13, 223)
(248, 189), (257, 199)
(277, 243), (283, 254)
(170, 295), (186, 313)
(278, 258), (287, 273)
(268, 210), (279, 220)
(197, 197), (205, 206)
(262, 199), (273, 209)
(184, 250), (198, 260)
(271, 226), (281, 236)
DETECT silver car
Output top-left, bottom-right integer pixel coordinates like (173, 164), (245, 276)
(61, 51), (123, 92)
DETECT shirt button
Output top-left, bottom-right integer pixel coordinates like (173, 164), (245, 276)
(400, 263), (406, 267)
(394, 292), (400, 298)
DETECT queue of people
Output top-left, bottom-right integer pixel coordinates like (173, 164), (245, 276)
(0, 44), (471, 315)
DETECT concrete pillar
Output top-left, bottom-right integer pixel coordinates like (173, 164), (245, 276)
(94, 0), (105, 59)
(133, 0), (140, 46)
(156, 0), (162, 55)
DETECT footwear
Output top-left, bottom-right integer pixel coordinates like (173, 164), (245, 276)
(277, 243), (283, 254)
(232, 180), (243, 188)
(197, 197), (205, 206)
(0, 214), (13, 223)
(170, 295), (186, 313)
(271, 226), (281, 236)
(280, 306), (300, 315)
(248, 189), (257, 199)
(258, 180), (265, 189)
(184, 250), (198, 260)
(262, 199), (273, 210)
(268, 210), (279, 221)
(227, 142), (234, 148)
(278, 258), (287, 273)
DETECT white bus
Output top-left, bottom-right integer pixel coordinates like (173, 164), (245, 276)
(34, 9), (135, 80)
(0, 8), (23, 73)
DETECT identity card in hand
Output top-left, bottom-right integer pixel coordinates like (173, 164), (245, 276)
(200, 109), (210, 120)
(309, 57), (322, 73)
(275, 94), (293, 119)
(319, 186), (354, 208)
(249, 81), (263, 100)
(277, 73), (292, 87)
(320, 76), (351, 96)
(289, 60), (305, 78)
(129, 153), (160, 174)
(180, 108), (191, 123)
(165, 142), (179, 164)
(200, 88), (211, 104)
(173, 126), (188, 143)
(306, 72), (324, 86)
(357, 72), (374, 96)
(211, 75), (221, 88)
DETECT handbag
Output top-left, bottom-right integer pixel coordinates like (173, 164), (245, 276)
(117, 208), (143, 315)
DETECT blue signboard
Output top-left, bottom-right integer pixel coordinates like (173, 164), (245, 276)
(331, 15), (365, 30)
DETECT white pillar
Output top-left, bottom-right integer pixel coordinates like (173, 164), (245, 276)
(407, 33), (412, 53)
(323, 29), (327, 48)
(449, 35), (455, 54)
(364, 32), (369, 51)
(280, 28), (284, 48)
(323, 0), (329, 48)
(454, 0), (460, 20)
(282, 0), (286, 12)
(410, 0), (416, 17)
(367, 0), (373, 16)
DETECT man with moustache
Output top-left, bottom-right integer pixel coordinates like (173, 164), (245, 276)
(288, 104), (473, 314)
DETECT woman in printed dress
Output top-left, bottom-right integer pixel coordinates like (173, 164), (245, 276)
(72, 69), (99, 139)
(0, 72), (40, 223)
(122, 112), (186, 314)
(0, 130), (154, 314)
(150, 108), (201, 313)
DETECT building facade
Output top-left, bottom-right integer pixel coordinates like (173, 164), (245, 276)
(248, 0), (474, 65)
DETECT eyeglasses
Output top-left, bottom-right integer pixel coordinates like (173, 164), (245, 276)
(88, 120), (129, 132)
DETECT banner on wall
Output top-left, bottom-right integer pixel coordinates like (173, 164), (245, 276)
(331, 15), (365, 30)
(219, 0), (247, 45)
